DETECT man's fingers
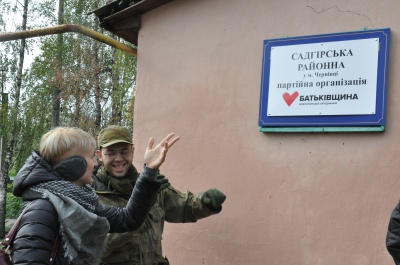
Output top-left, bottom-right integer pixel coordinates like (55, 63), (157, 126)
(162, 140), (169, 151)
(158, 133), (180, 149)
(167, 136), (180, 148)
(144, 133), (179, 169)
(162, 133), (176, 143)
(147, 137), (155, 150)
(148, 133), (179, 152)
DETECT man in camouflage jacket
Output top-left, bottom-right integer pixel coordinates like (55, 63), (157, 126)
(93, 125), (226, 265)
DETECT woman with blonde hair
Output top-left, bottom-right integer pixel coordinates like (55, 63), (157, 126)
(11, 127), (179, 265)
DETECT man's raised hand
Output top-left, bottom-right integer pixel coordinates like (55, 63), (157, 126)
(144, 133), (180, 169)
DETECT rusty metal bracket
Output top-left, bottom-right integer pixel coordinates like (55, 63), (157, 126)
(0, 24), (137, 56)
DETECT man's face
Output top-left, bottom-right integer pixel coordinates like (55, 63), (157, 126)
(97, 142), (134, 178)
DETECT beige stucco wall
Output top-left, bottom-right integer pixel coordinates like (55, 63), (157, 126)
(132, 0), (400, 264)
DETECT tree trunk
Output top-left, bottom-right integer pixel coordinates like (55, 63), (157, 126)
(0, 0), (29, 238)
(94, 48), (102, 130)
(0, 137), (5, 237)
(93, 0), (102, 130)
(111, 48), (122, 124)
(52, 0), (64, 128)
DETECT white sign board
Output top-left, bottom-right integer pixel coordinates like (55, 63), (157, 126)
(267, 38), (379, 116)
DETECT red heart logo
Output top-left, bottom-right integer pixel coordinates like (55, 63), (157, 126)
(282, 91), (299, 106)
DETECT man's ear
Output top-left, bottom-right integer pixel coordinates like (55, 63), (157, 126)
(54, 156), (87, 181)
(96, 150), (103, 161)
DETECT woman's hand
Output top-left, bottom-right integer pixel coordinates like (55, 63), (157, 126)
(144, 133), (180, 169)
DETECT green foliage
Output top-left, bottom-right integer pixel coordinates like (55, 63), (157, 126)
(6, 183), (22, 218)
(1, 0), (137, 179)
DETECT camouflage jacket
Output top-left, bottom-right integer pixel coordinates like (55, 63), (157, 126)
(92, 165), (219, 265)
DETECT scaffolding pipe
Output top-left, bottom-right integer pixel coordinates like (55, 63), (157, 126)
(0, 24), (137, 56)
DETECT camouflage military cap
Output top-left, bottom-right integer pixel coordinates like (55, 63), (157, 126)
(97, 125), (133, 148)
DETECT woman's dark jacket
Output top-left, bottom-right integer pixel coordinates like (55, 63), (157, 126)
(10, 151), (160, 265)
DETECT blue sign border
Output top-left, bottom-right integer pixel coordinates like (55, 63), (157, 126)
(258, 28), (390, 130)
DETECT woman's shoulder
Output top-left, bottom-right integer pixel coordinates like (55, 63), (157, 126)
(25, 198), (55, 211)
(13, 199), (62, 265)
(21, 199), (58, 227)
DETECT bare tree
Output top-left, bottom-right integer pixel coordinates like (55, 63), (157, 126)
(52, 0), (64, 128)
(0, 0), (29, 238)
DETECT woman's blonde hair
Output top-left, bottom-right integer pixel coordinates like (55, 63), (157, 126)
(40, 127), (96, 166)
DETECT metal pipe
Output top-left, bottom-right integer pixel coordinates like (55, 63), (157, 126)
(0, 24), (137, 56)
